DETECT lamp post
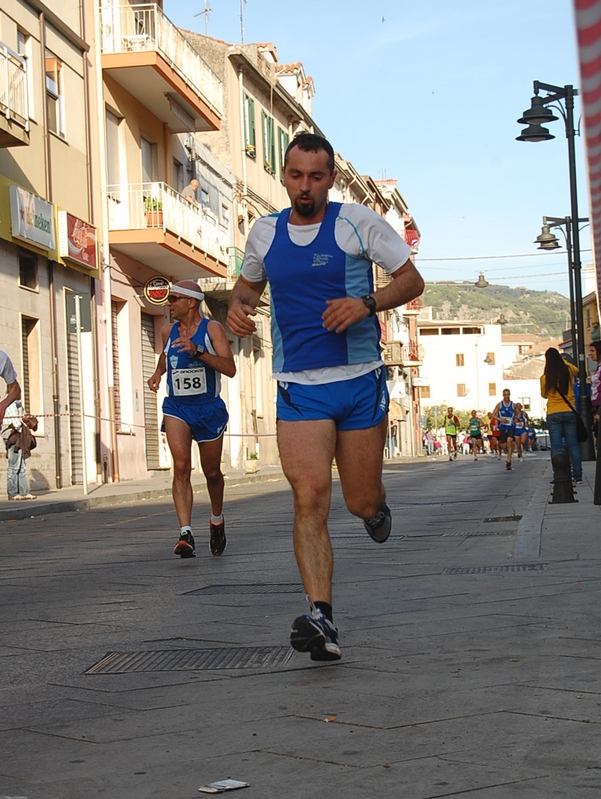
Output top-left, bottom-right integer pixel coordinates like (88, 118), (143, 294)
(517, 81), (595, 460)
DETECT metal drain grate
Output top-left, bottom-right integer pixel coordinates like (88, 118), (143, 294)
(484, 515), (523, 523)
(85, 646), (294, 674)
(442, 563), (548, 575)
(185, 583), (301, 596)
(443, 531), (514, 537)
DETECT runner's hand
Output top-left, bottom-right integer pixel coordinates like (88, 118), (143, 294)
(172, 336), (196, 355)
(147, 373), (161, 392)
(322, 297), (370, 334)
(227, 304), (258, 336)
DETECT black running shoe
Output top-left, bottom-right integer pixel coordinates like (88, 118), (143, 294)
(290, 599), (341, 662)
(363, 501), (392, 543)
(174, 532), (195, 558)
(210, 519), (226, 556)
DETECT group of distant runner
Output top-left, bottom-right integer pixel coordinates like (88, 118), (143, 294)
(428, 390), (537, 470)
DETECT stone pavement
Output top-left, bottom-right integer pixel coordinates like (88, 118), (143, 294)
(1, 453), (601, 799)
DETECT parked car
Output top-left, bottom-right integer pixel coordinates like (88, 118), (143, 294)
(533, 429), (550, 451)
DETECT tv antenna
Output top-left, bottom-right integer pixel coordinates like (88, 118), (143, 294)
(240, 0), (247, 43)
(194, 0), (212, 35)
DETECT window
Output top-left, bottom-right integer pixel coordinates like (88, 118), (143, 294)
(277, 126), (289, 180)
(173, 159), (184, 193)
(421, 386), (431, 399)
(105, 110), (121, 191)
(456, 353), (464, 366)
(45, 49), (64, 138)
(141, 137), (158, 183)
(243, 94), (256, 157)
(441, 327), (460, 335)
(200, 188), (210, 208)
(21, 316), (41, 417)
(457, 383), (467, 397)
(221, 204), (230, 229)
(486, 352), (495, 365)
(420, 328), (438, 336)
(488, 383), (497, 396)
(519, 397), (531, 411)
(19, 251), (38, 290)
(262, 111), (275, 174)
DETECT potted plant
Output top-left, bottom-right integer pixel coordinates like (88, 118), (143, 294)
(244, 451), (260, 474)
(144, 196), (163, 227)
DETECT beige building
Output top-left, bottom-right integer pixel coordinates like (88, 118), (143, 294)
(95, 1), (230, 481)
(0, 0), (104, 491)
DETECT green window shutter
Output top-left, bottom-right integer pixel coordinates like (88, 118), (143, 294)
(278, 127), (289, 181)
(262, 112), (276, 174)
(269, 118), (276, 175)
(244, 94), (256, 157)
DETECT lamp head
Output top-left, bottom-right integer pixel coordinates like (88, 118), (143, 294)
(535, 224), (560, 250)
(516, 124), (555, 142)
(475, 272), (489, 288)
(517, 95), (559, 127)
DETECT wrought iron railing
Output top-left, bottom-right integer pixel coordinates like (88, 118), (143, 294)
(100, 4), (222, 116)
(0, 43), (28, 130)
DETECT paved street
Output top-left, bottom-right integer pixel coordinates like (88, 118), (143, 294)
(1, 452), (601, 799)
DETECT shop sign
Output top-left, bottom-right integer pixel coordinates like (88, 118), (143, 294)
(58, 211), (97, 270)
(144, 276), (171, 305)
(9, 185), (55, 250)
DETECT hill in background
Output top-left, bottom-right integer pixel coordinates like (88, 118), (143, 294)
(422, 282), (570, 339)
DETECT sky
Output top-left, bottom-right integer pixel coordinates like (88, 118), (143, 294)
(165, 0), (591, 300)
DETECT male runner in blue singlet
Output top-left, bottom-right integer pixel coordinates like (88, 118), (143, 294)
(492, 388), (516, 471)
(148, 280), (236, 558)
(227, 133), (424, 661)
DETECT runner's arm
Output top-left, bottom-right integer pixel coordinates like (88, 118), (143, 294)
(147, 324), (171, 392)
(199, 321), (236, 378)
(322, 258), (424, 334)
(227, 275), (268, 337)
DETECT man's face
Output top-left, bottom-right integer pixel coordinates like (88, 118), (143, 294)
(167, 293), (192, 321)
(190, 180), (199, 190)
(283, 147), (336, 221)
(447, 408), (453, 416)
(471, 411), (476, 418)
(503, 391), (510, 401)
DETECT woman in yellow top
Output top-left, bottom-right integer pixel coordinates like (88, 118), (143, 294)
(540, 347), (582, 483)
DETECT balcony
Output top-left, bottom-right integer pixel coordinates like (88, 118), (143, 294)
(0, 44), (29, 147)
(100, 4), (222, 132)
(382, 340), (424, 367)
(107, 182), (229, 279)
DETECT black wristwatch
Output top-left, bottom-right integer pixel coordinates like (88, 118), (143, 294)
(195, 344), (205, 357)
(361, 294), (377, 316)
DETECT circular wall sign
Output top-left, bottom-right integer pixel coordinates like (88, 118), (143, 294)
(144, 276), (171, 305)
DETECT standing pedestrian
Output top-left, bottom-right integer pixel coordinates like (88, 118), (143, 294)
(226, 132), (424, 661)
(540, 347), (583, 484)
(492, 389), (516, 471)
(0, 350), (35, 501)
(425, 428), (435, 456)
(444, 407), (460, 461)
(148, 280), (236, 558)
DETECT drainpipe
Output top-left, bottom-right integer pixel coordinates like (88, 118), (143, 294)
(39, 13), (51, 200)
(93, 0), (119, 481)
(238, 67), (248, 239)
(48, 261), (62, 489)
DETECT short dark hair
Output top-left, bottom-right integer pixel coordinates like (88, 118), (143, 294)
(284, 132), (335, 173)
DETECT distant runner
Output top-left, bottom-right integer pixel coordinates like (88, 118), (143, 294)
(468, 410), (482, 461)
(445, 407), (460, 461)
(492, 389), (516, 471)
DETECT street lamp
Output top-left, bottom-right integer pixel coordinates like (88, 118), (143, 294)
(474, 273), (489, 288)
(517, 81), (595, 461)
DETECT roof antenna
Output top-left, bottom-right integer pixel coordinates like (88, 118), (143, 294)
(240, 0), (247, 43)
(194, 0), (212, 35)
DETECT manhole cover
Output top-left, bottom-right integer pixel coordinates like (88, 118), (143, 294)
(85, 646), (294, 674)
(185, 583), (301, 595)
(442, 564), (548, 575)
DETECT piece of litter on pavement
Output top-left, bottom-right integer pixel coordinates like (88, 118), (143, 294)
(198, 778), (250, 793)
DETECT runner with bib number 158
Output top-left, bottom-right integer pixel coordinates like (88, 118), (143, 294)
(148, 280), (236, 560)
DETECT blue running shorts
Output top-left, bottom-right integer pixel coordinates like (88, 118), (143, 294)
(162, 396), (228, 443)
(276, 367), (389, 430)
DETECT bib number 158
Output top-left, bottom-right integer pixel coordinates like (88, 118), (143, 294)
(172, 368), (207, 396)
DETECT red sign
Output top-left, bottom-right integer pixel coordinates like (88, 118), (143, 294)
(144, 276), (171, 305)
(58, 211), (97, 269)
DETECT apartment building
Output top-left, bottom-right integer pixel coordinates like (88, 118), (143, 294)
(0, 0), (104, 491)
(179, 34), (322, 468)
(96, 0), (228, 480)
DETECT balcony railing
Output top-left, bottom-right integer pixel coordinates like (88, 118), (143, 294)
(0, 44), (29, 131)
(382, 340), (424, 365)
(100, 4), (222, 116)
(107, 182), (230, 264)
